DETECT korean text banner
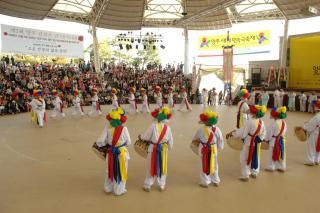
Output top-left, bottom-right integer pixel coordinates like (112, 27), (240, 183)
(1, 24), (84, 58)
(198, 30), (271, 50)
(289, 34), (320, 89)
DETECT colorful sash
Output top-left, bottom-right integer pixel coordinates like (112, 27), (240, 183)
(185, 98), (190, 110)
(60, 103), (64, 113)
(247, 120), (262, 170)
(272, 121), (286, 161)
(107, 126), (128, 184)
(317, 126), (320, 153)
(236, 101), (245, 128)
(201, 127), (216, 176)
(96, 102), (101, 111)
(150, 124), (168, 178)
(80, 103), (84, 112)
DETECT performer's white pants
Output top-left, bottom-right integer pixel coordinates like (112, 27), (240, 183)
(308, 103), (314, 113)
(141, 104), (150, 113)
(51, 108), (65, 118)
(306, 137), (320, 164)
(266, 145), (286, 171)
(300, 101), (306, 112)
(212, 97), (217, 106)
(144, 151), (167, 189)
(274, 97), (281, 108)
(128, 101), (138, 113)
(89, 104), (102, 115)
(104, 155), (129, 195)
(288, 99), (295, 111)
(73, 105), (84, 116)
(179, 99), (192, 111)
(156, 100), (162, 109)
(199, 154), (220, 185)
(240, 145), (260, 178)
(36, 111), (45, 127)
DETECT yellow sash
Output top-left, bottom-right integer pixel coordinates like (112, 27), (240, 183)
(157, 123), (168, 176)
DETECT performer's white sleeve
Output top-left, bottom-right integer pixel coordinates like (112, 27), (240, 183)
(123, 127), (131, 146)
(259, 122), (266, 141)
(167, 126), (174, 151)
(303, 117), (319, 133)
(216, 127), (224, 150)
(141, 124), (154, 141)
(96, 126), (108, 147)
(193, 128), (202, 140)
(233, 122), (250, 139)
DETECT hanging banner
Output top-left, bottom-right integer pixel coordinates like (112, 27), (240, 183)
(289, 34), (320, 89)
(1, 24), (84, 58)
(198, 30), (271, 50)
(223, 46), (233, 83)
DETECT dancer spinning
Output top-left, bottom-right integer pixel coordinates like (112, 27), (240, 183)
(265, 107), (288, 172)
(111, 88), (119, 110)
(141, 106), (173, 192)
(236, 89), (250, 129)
(30, 90), (46, 128)
(167, 87), (175, 110)
(193, 110), (224, 187)
(179, 86), (192, 111)
(140, 88), (150, 113)
(89, 88), (102, 116)
(51, 90), (65, 118)
(155, 86), (163, 109)
(128, 87), (138, 113)
(72, 90), (85, 116)
(233, 105), (266, 181)
(302, 99), (320, 166)
(96, 107), (131, 196)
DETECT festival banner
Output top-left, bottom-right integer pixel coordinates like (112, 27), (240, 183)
(289, 34), (320, 89)
(198, 30), (271, 50)
(1, 24), (84, 58)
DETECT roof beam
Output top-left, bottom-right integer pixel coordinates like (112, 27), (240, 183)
(175, 0), (243, 25)
(273, 0), (288, 19)
(89, 0), (110, 26)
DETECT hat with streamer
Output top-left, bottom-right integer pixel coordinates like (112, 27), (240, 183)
(199, 110), (218, 126)
(249, 105), (267, 118)
(151, 106), (172, 122)
(106, 107), (127, 127)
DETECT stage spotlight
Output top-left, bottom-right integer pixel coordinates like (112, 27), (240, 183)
(136, 45), (139, 49)
(119, 44), (123, 50)
(126, 44), (130, 50)
(131, 38), (134, 43)
(138, 39), (141, 43)
(144, 45), (146, 50)
(160, 45), (165, 49)
(153, 45), (156, 50)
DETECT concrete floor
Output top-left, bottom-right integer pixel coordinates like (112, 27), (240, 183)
(0, 105), (319, 213)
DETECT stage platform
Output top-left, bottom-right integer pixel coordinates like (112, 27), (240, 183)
(0, 105), (319, 213)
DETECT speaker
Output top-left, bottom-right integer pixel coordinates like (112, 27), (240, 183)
(252, 73), (261, 86)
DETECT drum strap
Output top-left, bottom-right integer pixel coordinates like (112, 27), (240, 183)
(202, 127), (216, 176)
(272, 121), (285, 161)
(317, 126), (320, 153)
(247, 120), (262, 168)
(237, 102), (245, 128)
(151, 124), (168, 177)
(107, 126), (126, 183)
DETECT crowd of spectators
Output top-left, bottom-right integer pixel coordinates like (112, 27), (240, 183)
(0, 56), (193, 116)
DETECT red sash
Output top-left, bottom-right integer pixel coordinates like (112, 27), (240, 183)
(80, 103), (84, 112)
(108, 126), (124, 180)
(96, 102), (101, 111)
(202, 127), (216, 174)
(151, 125), (168, 177)
(60, 103), (64, 113)
(272, 121), (285, 161)
(247, 120), (262, 165)
(317, 126), (320, 153)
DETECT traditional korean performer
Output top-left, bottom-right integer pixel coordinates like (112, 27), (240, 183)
(140, 88), (150, 113)
(128, 87), (138, 113)
(233, 105), (266, 181)
(72, 90), (85, 116)
(141, 107), (173, 192)
(96, 107), (131, 196)
(111, 88), (119, 110)
(236, 89), (250, 129)
(300, 92), (307, 112)
(167, 87), (175, 110)
(155, 86), (163, 109)
(51, 90), (65, 118)
(288, 91), (296, 111)
(193, 110), (224, 187)
(265, 107), (288, 172)
(89, 88), (102, 116)
(30, 90), (46, 128)
(178, 86), (192, 111)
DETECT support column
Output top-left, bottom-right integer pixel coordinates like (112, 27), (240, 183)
(91, 25), (101, 72)
(184, 28), (189, 73)
(280, 19), (289, 68)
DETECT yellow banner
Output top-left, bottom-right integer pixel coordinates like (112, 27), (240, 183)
(289, 34), (320, 89)
(198, 30), (271, 50)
